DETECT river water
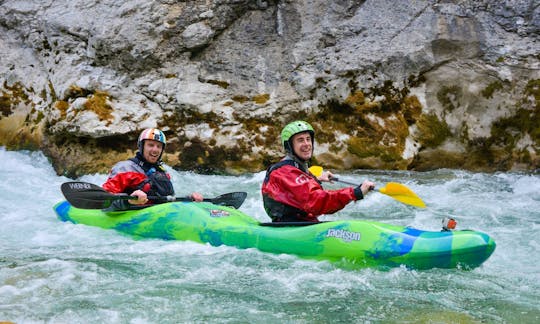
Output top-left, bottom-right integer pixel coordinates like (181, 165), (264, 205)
(0, 148), (539, 323)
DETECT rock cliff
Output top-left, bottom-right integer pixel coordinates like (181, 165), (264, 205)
(1, 0), (538, 177)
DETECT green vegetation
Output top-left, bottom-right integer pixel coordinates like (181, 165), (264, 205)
(489, 79), (539, 148)
(524, 79), (540, 104)
(83, 91), (114, 123)
(206, 79), (229, 89)
(436, 85), (461, 111)
(416, 113), (452, 148)
(231, 95), (249, 103)
(54, 100), (69, 118)
(308, 81), (424, 170)
(481, 81), (503, 99)
(1, 81), (31, 117)
(252, 93), (270, 104)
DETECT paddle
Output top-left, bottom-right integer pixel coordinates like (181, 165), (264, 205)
(61, 181), (247, 210)
(308, 166), (426, 208)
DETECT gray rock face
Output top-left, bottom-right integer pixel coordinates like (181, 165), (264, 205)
(0, 0), (538, 176)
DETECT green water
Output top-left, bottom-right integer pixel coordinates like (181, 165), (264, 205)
(0, 148), (538, 323)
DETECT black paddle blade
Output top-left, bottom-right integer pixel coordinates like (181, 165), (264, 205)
(61, 182), (118, 209)
(210, 192), (247, 209)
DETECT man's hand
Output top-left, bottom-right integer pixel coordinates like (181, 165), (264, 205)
(317, 170), (334, 183)
(360, 181), (375, 195)
(128, 189), (148, 205)
(191, 192), (204, 202)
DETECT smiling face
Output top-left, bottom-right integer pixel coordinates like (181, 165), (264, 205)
(142, 139), (164, 164)
(291, 131), (313, 161)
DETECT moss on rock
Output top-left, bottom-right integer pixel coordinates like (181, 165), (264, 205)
(481, 81), (503, 99)
(83, 90), (114, 123)
(416, 113), (452, 148)
(43, 133), (136, 178)
(177, 137), (247, 174)
(412, 79), (539, 171)
(54, 100), (69, 119)
(0, 81), (44, 150)
(309, 82), (424, 170)
(252, 93), (270, 104)
(1, 81), (31, 118)
(436, 85), (461, 111)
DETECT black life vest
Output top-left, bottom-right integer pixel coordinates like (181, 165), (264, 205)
(130, 154), (174, 197)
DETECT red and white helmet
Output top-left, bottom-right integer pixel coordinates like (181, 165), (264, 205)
(137, 128), (166, 158)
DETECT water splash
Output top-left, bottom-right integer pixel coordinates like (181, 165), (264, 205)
(0, 148), (539, 323)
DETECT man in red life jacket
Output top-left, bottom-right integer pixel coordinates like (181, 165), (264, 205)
(102, 128), (203, 210)
(261, 121), (375, 222)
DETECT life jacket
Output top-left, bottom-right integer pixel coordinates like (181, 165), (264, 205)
(262, 158), (320, 222)
(130, 155), (174, 197)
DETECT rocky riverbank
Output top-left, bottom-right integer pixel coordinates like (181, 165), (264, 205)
(1, 0), (538, 177)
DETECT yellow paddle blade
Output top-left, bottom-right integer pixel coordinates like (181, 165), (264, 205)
(379, 182), (426, 208)
(308, 166), (324, 177)
(309, 165), (426, 208)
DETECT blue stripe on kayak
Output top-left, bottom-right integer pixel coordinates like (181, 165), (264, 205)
(54, 201), (72, 222)
(399, 227), (423, 256)
(369, 227), (422, 259)
(113, 211), (154, 237)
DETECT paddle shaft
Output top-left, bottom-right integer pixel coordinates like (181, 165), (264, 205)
(114, 194), (210, 203)
(61, 182), (247, 209)
(329, 176), (356, 187)
(93, 193), (245, 209)
(329, 177), (379, 196)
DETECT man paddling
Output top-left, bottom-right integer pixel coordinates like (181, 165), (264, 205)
(102, 128), (203, 210)
(261, 121), (374, 222)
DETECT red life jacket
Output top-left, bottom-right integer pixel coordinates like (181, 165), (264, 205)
(261, 158), (357, 222)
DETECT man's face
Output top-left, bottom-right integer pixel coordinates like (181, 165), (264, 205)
(291, 132), (313, 160)
(143, 140), (164, 164)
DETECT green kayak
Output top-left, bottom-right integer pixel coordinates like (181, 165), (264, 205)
(53, 200), (496, 270)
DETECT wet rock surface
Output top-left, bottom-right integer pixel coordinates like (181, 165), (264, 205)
(1, 0), (538, 177)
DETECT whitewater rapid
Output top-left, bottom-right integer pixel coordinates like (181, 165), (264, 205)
(1, 148), (539, 323)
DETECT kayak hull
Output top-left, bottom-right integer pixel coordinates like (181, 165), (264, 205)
(53, 201), (495, 270)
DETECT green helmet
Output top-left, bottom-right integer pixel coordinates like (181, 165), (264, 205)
(281, 120), (315, 153)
